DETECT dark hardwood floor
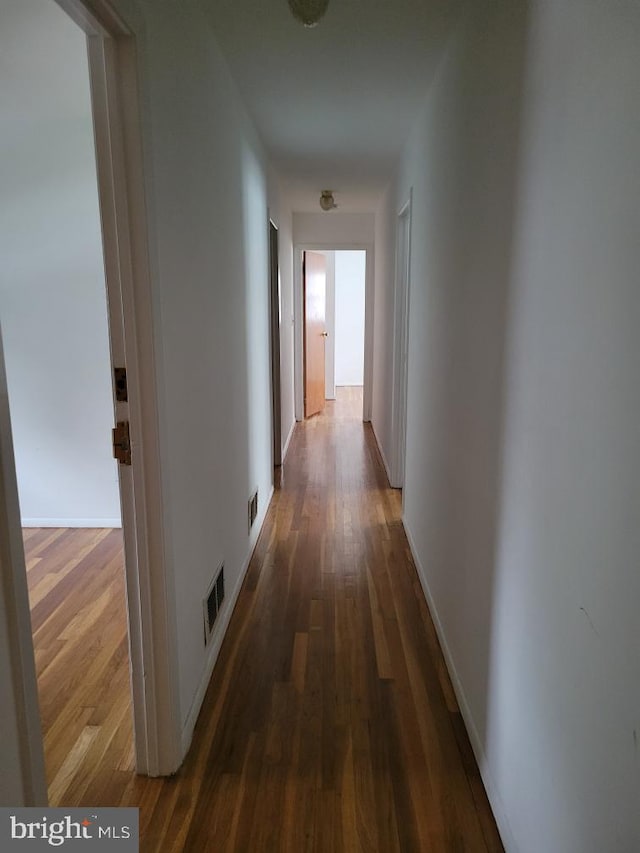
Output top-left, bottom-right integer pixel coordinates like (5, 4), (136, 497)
(26, 386), (503, 851)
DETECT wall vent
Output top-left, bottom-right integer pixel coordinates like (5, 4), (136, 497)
(248, 489), (258, 532)
(204, 564), (225, 645)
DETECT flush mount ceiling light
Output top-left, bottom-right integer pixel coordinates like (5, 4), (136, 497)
(319, 190), (337, 211)
(287, 0), (330, 28)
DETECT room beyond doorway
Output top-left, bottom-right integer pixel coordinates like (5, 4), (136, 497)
(24, 528), (132, 804)
(294, 243), (373, 426)
(325, 250), (367, 401)
(0, 0), (133, 803)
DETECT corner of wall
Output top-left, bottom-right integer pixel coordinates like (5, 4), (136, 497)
(401, 515), (516, 852)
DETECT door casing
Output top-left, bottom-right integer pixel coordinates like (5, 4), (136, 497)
(0, 0), (182, 803)
(268, 218), (282, 465)
(64, 0), (182, 778)
(391, 192), (412, 491)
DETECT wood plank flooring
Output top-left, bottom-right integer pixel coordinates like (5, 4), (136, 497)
(24, 526), (134, 806)
(26, 386), (503, 851)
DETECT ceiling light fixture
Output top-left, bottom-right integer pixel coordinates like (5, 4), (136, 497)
(287, 0), (329, 28)
(319, 190), (337, 211)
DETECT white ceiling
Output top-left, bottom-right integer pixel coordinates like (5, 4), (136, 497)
(202, 0), (459, 212)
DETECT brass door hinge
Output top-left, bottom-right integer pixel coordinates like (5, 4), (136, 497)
(112, 421), (131, 466)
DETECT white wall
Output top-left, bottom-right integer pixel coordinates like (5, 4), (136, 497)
(374, 0), (640, 849)
(334, 251), (366, 386)
(126, 1), (278, 742)
(486, 3), (640, 848)
(0, 0), (120, 527)
(293, 212), (374, 247)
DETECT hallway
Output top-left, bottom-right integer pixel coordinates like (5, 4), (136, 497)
(0, 1), (636, 847)
(124, 387), (502, 851)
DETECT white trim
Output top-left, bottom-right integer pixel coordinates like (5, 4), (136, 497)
(21, 518), (122, 528)
(294, 248), (303, 420)
(362, 248), (375, 423)
(294, 242), (375, 423)
(86, 30), (181, 777)
(390, 193), (412, 489)
(402, 517), (515, 853)
(282, 419), (296, 462)
(0, 330), (48, 806)
(180, 484), (275, 756)
(371, 423), (393, 486)
(324, 251), (336, 401)
(54, 0), (130, 37)
(267, 215), (282, 468)
(61, 0), (179, 777)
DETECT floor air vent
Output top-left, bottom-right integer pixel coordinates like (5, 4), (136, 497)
(204, 564), (225, 645)
(248, 490), (258, 532)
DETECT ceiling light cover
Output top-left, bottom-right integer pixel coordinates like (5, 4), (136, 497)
(287, 0), (329, 27)
(320, 190), (337, 211)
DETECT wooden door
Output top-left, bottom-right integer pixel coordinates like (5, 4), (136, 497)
(303, 251), (327, 418)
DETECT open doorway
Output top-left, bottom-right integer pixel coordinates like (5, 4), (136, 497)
(0, 0), (180, 802)
(0, 0), (131, 805)
(296, 246), (372, 423)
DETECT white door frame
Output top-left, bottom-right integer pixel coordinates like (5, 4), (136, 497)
(268, 216), (282, 467)
(390, 193), (412, 490)
(323, 251), (337, 401)
(64, 0), (181, 778)
(0, 328), (48, 805)
(293, 243), (374, 422)
(0, 0), (181, 802)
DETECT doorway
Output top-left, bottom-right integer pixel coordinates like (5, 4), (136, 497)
(0, 0), (180, 802)
(295, 244), (374, 424)
(0, 0), (130, 804)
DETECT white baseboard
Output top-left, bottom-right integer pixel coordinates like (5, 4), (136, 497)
(282, 419), (296, 462)
(370, 423), (393, 485)
(180, 484), (275, 758)
(21, 518), (122, 528)
(402, 517), (516, 852)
